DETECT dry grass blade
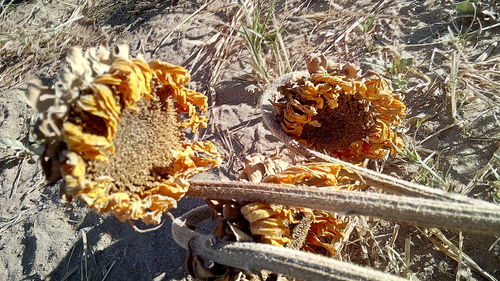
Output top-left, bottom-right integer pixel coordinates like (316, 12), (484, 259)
(101, 260), (115, 281)
(0, 0), (14, 19)
(239, 0), (291, 83)
(449, 51), (459, 121)
(403, 236), (412, 277)
(0, 209), (30, 233)
(9, 157), (26, 199)
(489, 237), (500, 251)
(80, 229), (88, 281)
(1, 4), (84, 41)
(417, 123), (462, 145)
(172, 206), (407, 281)
(183, 0), (249, 112)
(0, 1), (88, 89)
(60, 266), (78, 281)
(188, 180), (500, 234)
(419, 227), (498, 281)
(455, 231), (463, 281)
(66, 244), (77, 274)
(464, 146), (500, 196)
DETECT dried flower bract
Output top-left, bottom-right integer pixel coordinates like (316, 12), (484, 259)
(25, 43), (221, 224)
(273, 54), (406, 162)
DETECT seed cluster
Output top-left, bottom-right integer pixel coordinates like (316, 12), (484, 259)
(87, 96), (183, 192)
(300, 92), (376, 151)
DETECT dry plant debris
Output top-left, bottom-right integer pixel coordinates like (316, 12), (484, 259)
(173, 205), (408, 281)
(185, 48), (500, 279)
(1, 1), (499, 280)
(23, 43), (221, 225)
(205, 154), (368, 279)
(273, 54), (406, 162)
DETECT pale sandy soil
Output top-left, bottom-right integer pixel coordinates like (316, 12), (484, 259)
(0, 0), (499, 280)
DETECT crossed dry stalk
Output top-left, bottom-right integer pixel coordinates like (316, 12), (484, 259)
(188, 179), (500, 235)
(175, 163), (500, 281)
(171, 72), (500, 281)
(173, 206), (408, 281)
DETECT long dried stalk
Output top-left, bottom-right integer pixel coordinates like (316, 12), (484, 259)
(188, 180), (500, 234)
(172, 206), (407, 281)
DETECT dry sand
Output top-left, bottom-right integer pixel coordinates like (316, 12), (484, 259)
(0, 0), (499, 280)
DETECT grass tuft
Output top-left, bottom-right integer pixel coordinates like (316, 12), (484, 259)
(398, 136), (451, 189)
(239, 0), (290, 84)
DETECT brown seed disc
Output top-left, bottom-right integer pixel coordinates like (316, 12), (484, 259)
(87, 88), (184, 192)
(300, 93), (376, 152)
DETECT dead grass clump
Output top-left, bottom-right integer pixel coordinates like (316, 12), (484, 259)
(0, 0), (102, 89)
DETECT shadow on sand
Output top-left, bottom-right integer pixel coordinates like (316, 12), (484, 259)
(47, 197), (204, 281)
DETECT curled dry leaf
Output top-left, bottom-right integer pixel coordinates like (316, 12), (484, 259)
(273, 54), (406, 162)
(25, 42), (221, 224)
(238, 153), (290, 183)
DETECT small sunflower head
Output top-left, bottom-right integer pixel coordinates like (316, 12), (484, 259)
(25, 43), (220, 224)
(209, 154), (365, 257)
(273, 54), (406, 162)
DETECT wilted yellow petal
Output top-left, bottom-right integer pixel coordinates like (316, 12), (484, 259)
(143, 178), (189, 202)
(242, 205), (276, 223)
(261, 237), (292, 247)
(149, 60), (190, 87)
(61, 152), (86, 194)
(108, 58), (153, 110)
(250, 218), (290, 236)
(94, 75), (122, 86)
(62, 122), (112, 161)
(132, 59), (154, 97)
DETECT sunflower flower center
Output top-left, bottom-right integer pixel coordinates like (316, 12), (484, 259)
(300, 93), (376, 151)
(87, 93), (183, 192)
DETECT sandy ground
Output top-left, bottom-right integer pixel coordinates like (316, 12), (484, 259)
(1, 0), (499, 280)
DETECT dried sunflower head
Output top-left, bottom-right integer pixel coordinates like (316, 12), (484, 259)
(25, 43), (221, 224)
(208, 154), (365, 258)
(273, 54), (406, 162)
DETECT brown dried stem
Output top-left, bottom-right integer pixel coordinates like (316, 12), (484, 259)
(188, 180), (500, 235)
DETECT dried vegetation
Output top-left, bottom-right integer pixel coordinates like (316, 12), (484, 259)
(0, 0), (499, 280)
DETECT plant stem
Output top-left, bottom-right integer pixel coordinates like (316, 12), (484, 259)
(188, 180), (500, 235)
